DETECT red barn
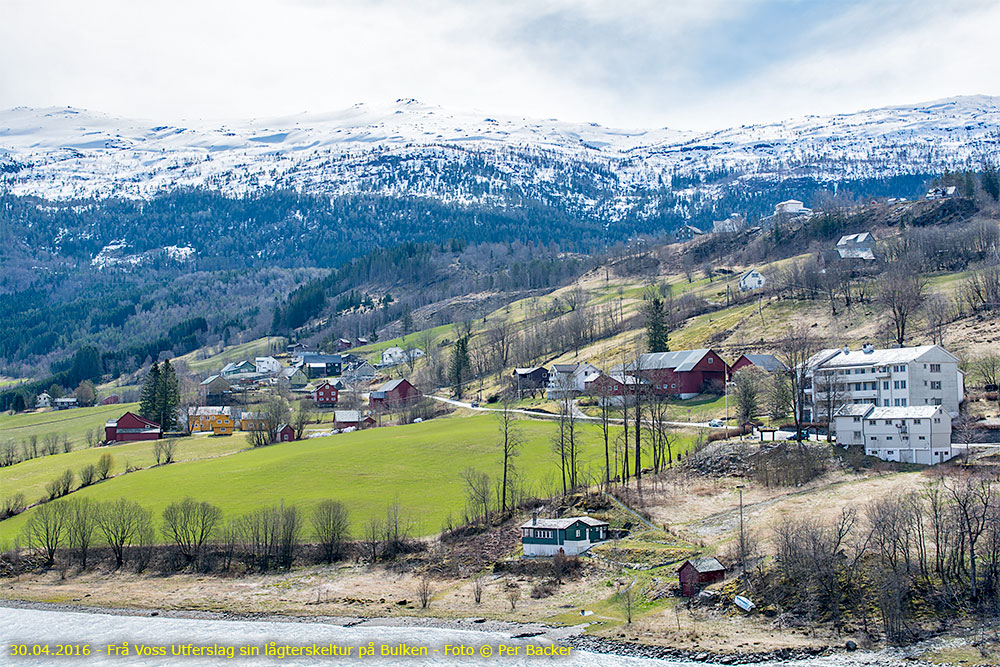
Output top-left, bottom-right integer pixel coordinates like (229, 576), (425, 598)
(105, 412), (162, 443)
(310, 381), (339, 407)
(616, 349), (729, 399)
(100, 395), (121, 405)
(730, 354), (787, 374)
(275, 423), (296, 442)
(678, 557), (727, 597)
(369, 378), (421, 410)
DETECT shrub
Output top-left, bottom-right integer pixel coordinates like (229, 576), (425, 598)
(1, 493), (26, 519)
(79, 464), (97, 487)
(96, 453), (113, 480)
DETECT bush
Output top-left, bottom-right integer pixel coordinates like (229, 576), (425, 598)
(530, 580), (556, 599)
(1, 493), (26, 519)
(79, 464), (97, 487)
(96, 453), (113, 480)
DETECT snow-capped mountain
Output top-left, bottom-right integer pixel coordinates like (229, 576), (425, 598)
(0, 96), (997, 209)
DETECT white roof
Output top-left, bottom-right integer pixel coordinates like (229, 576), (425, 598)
(334, 410), (364, 422)
(837, 232), (873, 246)
(866, 405), (946, 420)
(740, 269), (761, 280)
(520, 516), (609, 530)
(835, 404), (875, 417)
(809, 344), (956, 369)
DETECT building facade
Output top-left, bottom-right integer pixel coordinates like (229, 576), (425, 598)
(520, 516), (609, 557)
(806, 344), (964, 421)
(833, 404), (953, 464)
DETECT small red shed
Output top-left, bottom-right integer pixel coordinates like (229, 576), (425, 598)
(678, 557), (727, 597)
(310, 381), (339, 407)
(105, 412), (162, 443)
(275, 423), (296, 442)
(100, 395), (121, 405)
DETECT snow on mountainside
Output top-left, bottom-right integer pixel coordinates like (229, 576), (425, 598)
(0, 96), (997, 205)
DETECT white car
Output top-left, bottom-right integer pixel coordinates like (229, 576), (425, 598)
(708, 419), (725, 428)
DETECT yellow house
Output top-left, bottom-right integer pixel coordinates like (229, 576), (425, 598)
(210, 413), (235, 436)
(238, 412), (267, 432)
(188, 407), (230, 433)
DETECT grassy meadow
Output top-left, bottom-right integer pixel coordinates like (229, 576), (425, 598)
(0, 402), (140, 449)
(0, 413), (696, 543)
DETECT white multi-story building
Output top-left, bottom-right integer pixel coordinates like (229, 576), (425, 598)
(546, 362), (602, 399)
(806, 344), (964, 421)
(833, 404), (953, 464)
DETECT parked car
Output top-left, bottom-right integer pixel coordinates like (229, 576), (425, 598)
(708, 419), (725, 428)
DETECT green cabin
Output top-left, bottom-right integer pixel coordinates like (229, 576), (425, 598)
(520, 515), (609, 557)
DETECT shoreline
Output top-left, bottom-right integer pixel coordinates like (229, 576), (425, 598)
(0, 597), (916, 665)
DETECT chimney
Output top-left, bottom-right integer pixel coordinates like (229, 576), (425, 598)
(862, 343), (874, 354)
(532, 510), (538, 526)
(842, 345), (850, 355)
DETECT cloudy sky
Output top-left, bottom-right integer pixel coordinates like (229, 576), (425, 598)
(2, 0), (997, 130)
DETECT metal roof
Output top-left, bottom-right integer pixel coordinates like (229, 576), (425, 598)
(866, 405), (947, 420)
(682, 557), (726, 574)
(738, 354), (787, 372)
(809, 344), (956, 369)
(616, 349), (714, 373)
(520, 516), (609, 530)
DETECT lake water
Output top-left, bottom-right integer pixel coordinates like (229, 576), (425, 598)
(0, 606), (912, 666)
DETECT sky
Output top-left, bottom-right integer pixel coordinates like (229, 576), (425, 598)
(1, 0), (998, 131)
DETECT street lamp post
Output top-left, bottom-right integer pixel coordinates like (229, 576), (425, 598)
(736, 484), (746, 587)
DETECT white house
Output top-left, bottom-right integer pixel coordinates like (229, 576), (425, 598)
(833, 404), (953, 465)
(738, 268), (766, 292)
(836, 232), (876, 260)
(255, 356), (282, 375)
(806, 344), (964, 421)
(774, 199), (812, 216)
(35, 392), (52, 408)
(546, 362), (602, 398)
(712, 214), (745, 234)
(381, 346), (424, 367)
(343, 359), (377, 383)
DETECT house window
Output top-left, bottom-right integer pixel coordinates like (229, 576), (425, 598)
(870, 436), (877, 441)
(930, 364), (941, 373)
(887, 436), (893, 441)
(708, 358), (713, 363)
(930, 381), (941, 390)
(933, 417), (941, 423)
(894, 380), (906, 389)
(933, 398), (943, 406)
(853, 431), (862, 440)
(918, 436), (926, 440)
(883, 399), (891, 406)
(883, 382), (890, 390)
(885, 420), (892, 425)
(887, 450), (895, 455)
(853, 416), (861, 422)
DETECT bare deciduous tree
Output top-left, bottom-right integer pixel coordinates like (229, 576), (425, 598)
(311, 499), (350, 564)
(162, 497), (222, 566)
(878, 269), (926, 347)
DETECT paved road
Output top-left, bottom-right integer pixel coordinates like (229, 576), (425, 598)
(429, 394), (720, 430)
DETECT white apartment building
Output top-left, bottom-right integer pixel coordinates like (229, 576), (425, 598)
(806, 344), (964, 421)
(833, 404), (953, 464)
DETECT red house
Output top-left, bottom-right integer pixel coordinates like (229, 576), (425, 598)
(310, 381), (339, 407)
(100, 395), (121, 405)
(105, 412), (162, 443)
(678, 557), (727, 597)
(275, 423), (296, 442)
(616, 349), (730, 399)
(730, 354), (787, 374)
(369, 378), (421, 410)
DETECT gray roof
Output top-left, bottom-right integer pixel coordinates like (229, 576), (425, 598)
(683, 557), (726, 574)
(334, 410), (365, 423)
(835, 404), (875, 417)
(739, 354), (787, 372)
(200, 374), (227, 385)
(616, 349), (714, 373)
(866, 406), (947, 420)
(376, 378), (410, 392)
(808, 344), (956, 369)
(520, 516), (609, 530)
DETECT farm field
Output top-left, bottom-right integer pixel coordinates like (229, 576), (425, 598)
(0, 402), (140, 449)
(0, 432), (251, 507)
(0, 414), (696, 542)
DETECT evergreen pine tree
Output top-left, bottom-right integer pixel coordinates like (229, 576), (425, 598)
(645, 295), (670, 353)
(139, 362), (160, 420)
(981, 163), (1000, 201)
(449, 335), (471, 398)
(155, 359), (180, 431)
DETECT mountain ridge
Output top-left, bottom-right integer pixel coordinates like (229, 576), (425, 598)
(1, 95), (997, 207)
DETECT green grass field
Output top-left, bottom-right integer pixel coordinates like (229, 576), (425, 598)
(0, 403), (140, 449)
(0, 433), (250, 507)
(176, 336), (286, 375)
(0, 414), (666, 542)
